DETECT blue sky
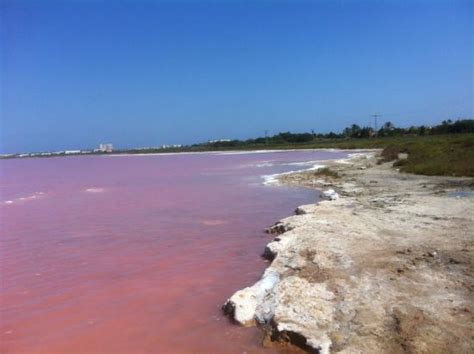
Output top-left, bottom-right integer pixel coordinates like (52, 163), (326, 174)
(1, 0), (472, 153)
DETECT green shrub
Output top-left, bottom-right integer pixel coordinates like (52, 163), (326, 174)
(313, 167), (340, 179)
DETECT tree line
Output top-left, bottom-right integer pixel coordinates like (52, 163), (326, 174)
(201, 118), (474, 148)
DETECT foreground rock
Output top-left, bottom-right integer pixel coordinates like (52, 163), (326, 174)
(223, 153), (473, 353)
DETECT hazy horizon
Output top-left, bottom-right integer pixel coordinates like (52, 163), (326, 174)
(1, 0), (472, 154)
(2, 117), (473, 155)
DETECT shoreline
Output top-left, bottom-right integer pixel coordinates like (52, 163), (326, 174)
(103, 148), (377, 158)
(1, 148), (378, 160)
(223, 152), (473, 353)
(261, 152), (377, 186)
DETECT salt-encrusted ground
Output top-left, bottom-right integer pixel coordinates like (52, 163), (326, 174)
(224, 152), (473, 354)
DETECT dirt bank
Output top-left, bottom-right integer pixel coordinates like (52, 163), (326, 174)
(223, 152), (473, 353)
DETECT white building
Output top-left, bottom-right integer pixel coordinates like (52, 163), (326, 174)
(160, 144), (182, 149)
(209, 139), (231, 143)
(98, 143), (114, 153)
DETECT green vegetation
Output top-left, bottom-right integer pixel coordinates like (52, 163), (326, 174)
(379, 134), (474, 177)
(182, 119), (473, 177)
(313, 167), (340, 179)
(192, 119), (474, 151)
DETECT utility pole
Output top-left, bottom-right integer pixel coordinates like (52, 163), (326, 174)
(371, 114), (381, 135)
(264, 130), (269, 144)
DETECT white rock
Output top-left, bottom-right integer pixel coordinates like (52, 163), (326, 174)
(273, 277), (336, 354)
(223, 271), (279, 326)
(322, 189), (339, 200)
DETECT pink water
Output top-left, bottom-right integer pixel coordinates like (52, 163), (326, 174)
(0, 150), (348, 353)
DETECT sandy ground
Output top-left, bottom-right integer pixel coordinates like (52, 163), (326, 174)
(224, 152), (473, 353)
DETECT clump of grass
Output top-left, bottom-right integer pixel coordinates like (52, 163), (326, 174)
(313, 167), (340, 179)
(379, 145), (407, 163)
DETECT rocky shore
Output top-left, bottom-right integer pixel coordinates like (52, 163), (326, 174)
(223, 152), (473, 353)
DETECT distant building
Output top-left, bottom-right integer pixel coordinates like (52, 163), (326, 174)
(98, 143), (114, 153)
(209, 139), (231, 143)
(65, 150), (81, 155)
(160, 144), (182, 149)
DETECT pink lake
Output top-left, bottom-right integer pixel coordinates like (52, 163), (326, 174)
(0, 150), (348, 353)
